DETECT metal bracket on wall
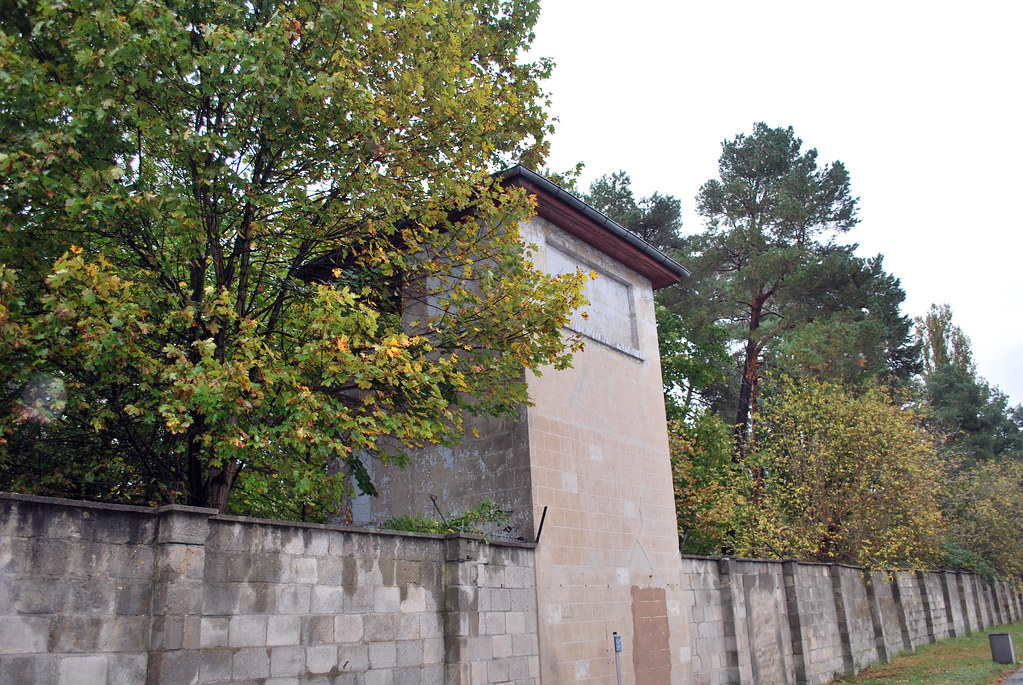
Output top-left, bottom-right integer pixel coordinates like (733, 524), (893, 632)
(535, 505), (548, 544)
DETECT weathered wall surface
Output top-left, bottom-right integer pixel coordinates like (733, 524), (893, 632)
(0, 492), (540, 685)
(680, 556), (1022, 685)
(3, 493), (1022, 685)
(521, 215), (691, 685)
(351, 411), (536, 544)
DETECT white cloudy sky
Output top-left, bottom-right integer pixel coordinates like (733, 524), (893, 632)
(527, 0), (1023, 404)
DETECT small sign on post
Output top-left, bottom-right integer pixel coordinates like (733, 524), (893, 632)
(613, 632), (623, 685)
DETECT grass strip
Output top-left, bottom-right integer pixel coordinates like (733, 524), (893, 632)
(831, 621), (1023, 685)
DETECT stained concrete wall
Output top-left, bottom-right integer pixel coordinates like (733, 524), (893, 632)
(354, 209), (694, 684)
(4, 493), (1022, 685)
(0, 492), (540, 685)
(681, 556), (1022, 685)
(350, 410), (536, 544)
(521, 216), (690, 685)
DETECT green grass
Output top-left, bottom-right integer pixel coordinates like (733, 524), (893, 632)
(830, 622), (1023, 685)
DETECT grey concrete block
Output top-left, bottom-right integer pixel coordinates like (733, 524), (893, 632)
(369, 641), (397, 669)
(156, 507), (214, 545)
(504, 611), (527, 636)
(148, 650), (200, 685)
(396, 639), (424, 668)
(238, 582), (276, 614)
(484, 611), (506, 635)
(56, 655), (107, 685)
(374, 586), (401, 613)
(335, 614), (364, 643)
(203, 583), (241, 615)
(364, 614), (396, 642)
(423, 637), (445, 665)
(509, 588), (535, 613)
(200, 648), (233, 681)
(288, 557), (318, 585)
(107, 546), (155, 579)
(268, 615), (302, 646)
(345, 586), (374, 613)
(271, 645), (306, 677)
(28, 540), (71, 576)
(312, 585), (344, 613)
(13, 577), (64, 614)
(399, 586), (427, 614)
(492, 633), (513, 659)
(364, 669), (395, 685)
(420, 614), (443, 639)
(238, 553), (283, 584)
(487, 657), (510, 683)
(393, 666), (431, 685)
(316, 557), (344, 586)
(307, 644), (339, 674)
(338, 643), (370, 672)
(233, 647), (271, 679)
(512, 631), (539, 658)
(0, 537), (30, 575)
(395, 612), (421, 641)
(277, 585), (312, 614)
(508, 654), (532, 681)
(0, 654), (56, 685)
(200, 617), (230, 648)
(67, 577), (115, 614)
(148, 615), (184, 651)
(229, 615), (268, 647)
(157, 583), (203, 615)
(327, 531), (348, 556)
(114, 580), (152, 615)
(304, 614), (335, 644)
(100, 616), (149, 652)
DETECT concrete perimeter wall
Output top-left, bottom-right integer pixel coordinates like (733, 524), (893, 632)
(0, 493), (539, 685)
(4, 492), (1022, 685)
(681, 555), (1022, 685)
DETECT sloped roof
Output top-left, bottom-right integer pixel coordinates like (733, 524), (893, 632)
(499, 165), (689, 290)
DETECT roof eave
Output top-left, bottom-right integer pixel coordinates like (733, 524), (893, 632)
(498, 165), (690, 290)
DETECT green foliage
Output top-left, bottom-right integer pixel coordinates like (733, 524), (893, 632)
(941, 459), (1023, 576)
(584, 171), (685, 253)
(669, 411), (740, 555)
(916, 303), (975, 375)
(657, 304), (731, 422)
(738, 375), (945, 569)
(914, 305), (1022, 464)
(937, 541), (998, 582)
(0, 0), (589, 516)
(380, 498), (508, 539)
(690, 123), (861, 450)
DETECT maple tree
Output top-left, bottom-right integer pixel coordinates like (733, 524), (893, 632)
(0, 0), (589, 517)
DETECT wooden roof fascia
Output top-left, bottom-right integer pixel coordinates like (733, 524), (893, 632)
(500, 168), (689, 290)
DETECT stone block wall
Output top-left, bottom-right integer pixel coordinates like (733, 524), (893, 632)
(3, 492), (1021, 685)
(0, 493), (539, 685)
(680, 556), (731, 685)
(682, 556), (1022, 685)
(831, 564), (877, 672)
(0, 497), (156, 684)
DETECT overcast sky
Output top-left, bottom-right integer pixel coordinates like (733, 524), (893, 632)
(527, 0), (1023, 405)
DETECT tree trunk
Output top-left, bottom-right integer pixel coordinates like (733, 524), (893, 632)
(207, 460), (240, 513)
(186, 419), (205, 507)
(734, 293), (765, 460)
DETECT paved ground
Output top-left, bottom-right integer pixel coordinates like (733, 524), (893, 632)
(1002, 667), (1023, 683)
